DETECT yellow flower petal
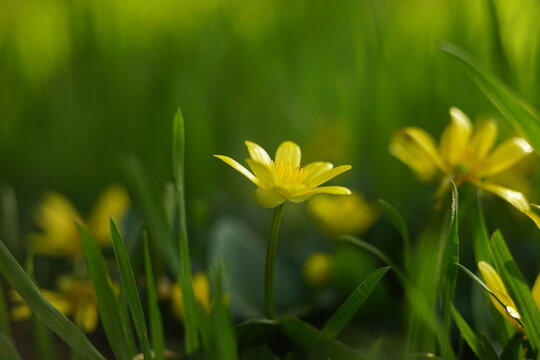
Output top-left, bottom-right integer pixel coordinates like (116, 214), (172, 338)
(76, 300), (98, 333)
(87, 185), (130, 247)
(304, 165), (351, 188)
(292, 186), (351, 202)
(42, 290), (73, 315)
(532, 274), (540, 309)
(275, 141), (301, 168)
(245, 141), (272, 166)
(11, 304), (31, 321)
(478, 138), (533, 177)
(171, 273), (211, 321)
(478, 261), (523, 332)
(389, 127), (444, 181)
(439, 107), (472, 165)
(469, 118), (498, 160)
(246, 159), (275, 189)
(254, 188), (285, 208)
(303, 162), (334, 183)
(474, 181), (530, 212)
(214, 155), (261, 187)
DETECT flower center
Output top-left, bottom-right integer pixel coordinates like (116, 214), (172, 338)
(272, 162), (306, 185)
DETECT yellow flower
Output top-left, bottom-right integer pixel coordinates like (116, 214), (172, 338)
(10, 275), (99, 333)
(308, 191), (379, 236)
(214, 141), (352, 208)
(390, 107), (540, 227)
(478, 261), (540, 334)
(170, 272), (211, 321)
(29, 184), (130, 259)
(303, 252), (332, 287)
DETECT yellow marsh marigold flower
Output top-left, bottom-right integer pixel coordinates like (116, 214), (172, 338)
(390, 107), (540, 227)
(10, 275), (99, 333)
(303, 252), (332, 287)
(29, 184), (130, 259)
(308, 191), (379, 236)
(214, 141), (352, 208)
(170, 272), (211, 321)
(478, 261), (540, 333)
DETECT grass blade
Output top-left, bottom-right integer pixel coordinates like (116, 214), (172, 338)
(0, 240), (105, 360)
(172, 108), (200, 353)
(79, 224), (136, 359)
(489, 231), (540, 352)
(379, 199), (412, 272)
(143, 236), (165, 360)
(451, 305), (499, 360)
(0, 332), (22, 360)
(0, 281), (9, 336)
(438, 41), (540, 154)
(318, 266), (390, 342)
(110, 218), (152, 359)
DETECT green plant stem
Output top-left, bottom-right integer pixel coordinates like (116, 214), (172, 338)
(264, 203), (285, 319)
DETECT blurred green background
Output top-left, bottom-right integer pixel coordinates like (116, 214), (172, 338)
(3, 0), (540, 217)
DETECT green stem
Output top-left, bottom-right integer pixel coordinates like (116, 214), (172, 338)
(264, 203), (285, 319)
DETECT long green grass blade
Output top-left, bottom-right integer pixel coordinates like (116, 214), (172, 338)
(379, 199), (412, 272)
(210, 269), (238, 360)
(318, 266), (390, 342)
(172, 108), (200, 353)
(451, 305), (498, 360)
(0, 282), (9, 336)
(438, 182), (459, 335)
(143, 237), (165, 360)
(110, 218), (152, 359)
(0, 332), (22, 360)
(489, 231), (540, 352)
(79, 224), (136, 359)
(438, 41), (540, 154)
(0, 240), (105, 360)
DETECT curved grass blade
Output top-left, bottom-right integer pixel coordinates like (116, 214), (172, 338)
(451, 305), (498, 360)
(438, 41), (540, 154)
(0, 332), (22, 360)
(379, 199), (412, 272)
(210, 268), (238, 360)
(110, 218), (152, 359)
(79, 224), (136, 359)
(172, 108), (200, 353)
(488, 231), (540, 352)
(143, 236), (165, 360)
(318, 266), (390, 342)
(0, 240), (105, 360)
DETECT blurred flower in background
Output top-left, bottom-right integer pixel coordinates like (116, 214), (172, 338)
(390, 107), (539, 227)
(215, 140), (352, 208)
(29, 185), (130, 259)
(10, 275), (99, 333)
(302, 252), (332, 287)
(308, 191), (379, 237)
(170, 272), (211, 321)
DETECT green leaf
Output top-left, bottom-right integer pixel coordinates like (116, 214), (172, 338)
(110, 218), (152, 359)
(438, 182), (459, 335)
(438, 41), (540, 154)
(378, 199), (412, 272)
(318, 266), (390, 342)
(500, 332), (525, 360)
(471, 193), (492, 264)
(172, 108), (200, 353)
(0, 240), (105, 360)
(79, 224), (136, 359)
(0, 332), (22, 360)
(0, 281), (9, 337)
(210, 269), (238, 360)
(451, 305), (499, 360)
(143, 236), (165, 360)
(488, 231), (540, 352)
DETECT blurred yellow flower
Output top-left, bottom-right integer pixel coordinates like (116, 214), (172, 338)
(478, 261), (540, 333)
(303, 252), (332, 287)
(308, 191), (379, 236)
(215, 141), (351, 208)
(390, 107), (540, 227)
(29, 184), (130, 259)
(10, 275), (99, 333)
(170, 272), (211, 321)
